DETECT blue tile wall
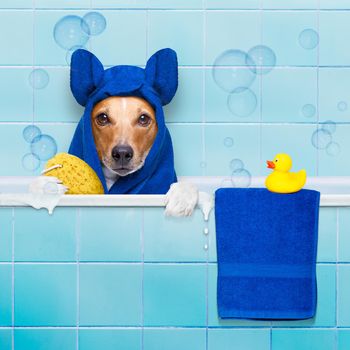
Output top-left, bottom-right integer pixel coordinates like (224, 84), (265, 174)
(1, 2), (350, 350)
(79, 264), (142, 326)
(79, 329), (142, 350)
(0, 209), (12, 262)
(14, 329), (76, 350)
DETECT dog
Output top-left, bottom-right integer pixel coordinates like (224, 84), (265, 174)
(91, 95), (198, 217)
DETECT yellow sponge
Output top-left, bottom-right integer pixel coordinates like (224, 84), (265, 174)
(43, 153), (104, 194)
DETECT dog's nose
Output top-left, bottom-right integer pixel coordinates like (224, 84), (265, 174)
(112, 145), (134, 164)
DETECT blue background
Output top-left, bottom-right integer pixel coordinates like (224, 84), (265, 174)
(0, 1), (350, 349)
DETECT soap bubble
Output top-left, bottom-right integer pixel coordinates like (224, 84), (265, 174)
(23, 125), (41, 143)
(22, 153), (40, 171)
(30, 134), (57, 161)
(66, 45), (85, 65)
(247, 45), (276, 75)
(29, 69), (49, 89)
(223, 137), (234, 147)
(321, 120), (336, 134)
(298, 29), (319, 50)
(227, 87), (257, 117)
(337, 101), (347, 112)
(231, 168), (252, 188)
(54, 15), (90, 50)
(221, 178), (233, 188)
(311, 129), (332, 149)
(43, 181), (59, 194)
(301, 104), (316, 118)
(326, 142), (340, 156)
(230, 158), (244, 171)
(212, 49), (256, 92)
(81, 12), (106, 36)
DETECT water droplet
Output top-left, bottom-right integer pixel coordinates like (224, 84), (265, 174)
(203, 227), (209, 235)
(227, 87), (257, 117)
(337, 101), (347, 112)
(301, 104), (316, 118)
(311, 129), (332, 149)
(298, 29), (319, 50)
(247, 45), (276, 75)
(30, 134), (57, 161)
(230, 158), (244, 171)
(82, 12), (106, 36)
(22, 153), (40, 171)
(326, 142), (340, 156)
(53, 15), (90, 50)
(204, 244), (208, 251)
(220, 178), (233, 188)
(321, 120), (336, 134)
(66, 45), (85, 65)
(223, 137), (234, 147)
(200, 161), (207, 168)
(29, 69), (49, 89)
(23, 125), (41, 143)
(212, 49), (256, 92)
(231, 168), (252, 188)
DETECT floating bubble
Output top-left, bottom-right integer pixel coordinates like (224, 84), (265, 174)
(301, 104), (316, 118)
(298, 29), (319, 50)
(223, 137), (234, 147)
(43, 181), (59, 194)
(227, 87), (257, 117)
(321, 120), (336, 134)
(221, 178), (233, 188)
(23, 125), (41, 143)
(247, 45), (276, 75)
(326, 142), (340, 156)
(66, 45), (85, 65)
(22, 153), (40, 171)
(212, 49), (256, 92)
(30, 134), (57, 161)
(231, 168), (252, 188)
(337, 101), (347, 112)
(311, 129), (332, 149)
(82, 12), (106, 36)
(28, 69), (49, 89)
(53, 15), (90, 50)
(230, 158), (244, 171)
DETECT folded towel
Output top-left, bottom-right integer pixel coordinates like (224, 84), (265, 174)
(215, 188), (320, 320)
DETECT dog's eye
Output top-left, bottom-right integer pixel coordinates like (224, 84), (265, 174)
(138, 114), (151, 127)
(96, 113), (110, 126)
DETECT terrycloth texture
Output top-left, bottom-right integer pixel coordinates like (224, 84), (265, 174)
(215, 188), (320, 320)
(68, 48), (178, 194)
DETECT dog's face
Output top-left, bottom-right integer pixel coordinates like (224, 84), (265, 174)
(91, 96), (158, 177)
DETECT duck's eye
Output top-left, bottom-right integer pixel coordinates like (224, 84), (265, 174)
(275, 159), (278, 162)
(96, 113), (110, 126)
(138, 114), (151, 127)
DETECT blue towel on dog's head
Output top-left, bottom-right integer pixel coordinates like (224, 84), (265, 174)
(215, 188), (320, 320)
(68, 48), (178, 194)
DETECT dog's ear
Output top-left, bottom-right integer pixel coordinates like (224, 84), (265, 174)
(70, 49), (104, 106)
(145, 48), (178, 106)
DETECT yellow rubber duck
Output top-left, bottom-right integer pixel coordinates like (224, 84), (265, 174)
(265, 153), (306, 194)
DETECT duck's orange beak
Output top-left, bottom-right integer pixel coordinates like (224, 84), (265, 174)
(267, 160), (275, 169)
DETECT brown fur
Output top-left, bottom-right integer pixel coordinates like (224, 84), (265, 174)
(91, 96), (158, 176)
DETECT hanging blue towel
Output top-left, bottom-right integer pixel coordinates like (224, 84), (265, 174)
(215, 188), (320, 320)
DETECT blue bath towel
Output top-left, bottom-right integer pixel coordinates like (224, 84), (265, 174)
(68, 48), (178, 194)
(215, 188), (320, 320)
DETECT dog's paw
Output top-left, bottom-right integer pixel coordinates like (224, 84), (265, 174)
(165, 182), (199, 217)
(29, 176), (68, 195)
